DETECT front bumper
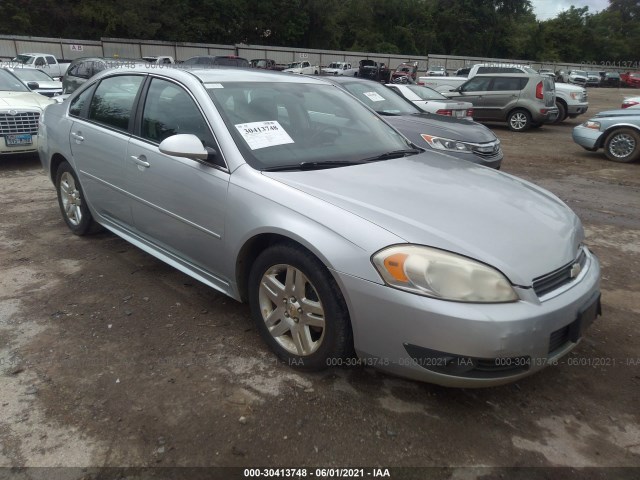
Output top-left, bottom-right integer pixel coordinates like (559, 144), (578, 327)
(0, 134), (39, 155)
(572, 125), (604, 150)
(336, 248), (601, 387)
(567, 103), (589, 116)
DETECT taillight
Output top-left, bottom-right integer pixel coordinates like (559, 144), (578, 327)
(536, 81), (544, 99)
(417, 81), (424, 85)
(435, 109), (452, 116)
(622, 101), (639, 109)
(466, 109), (473, 117)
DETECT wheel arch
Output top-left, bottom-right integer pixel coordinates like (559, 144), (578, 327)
(235, 232), (346, 304)
(50, 153), (70, 182)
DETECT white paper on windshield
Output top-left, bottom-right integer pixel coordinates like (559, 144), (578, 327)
(235, 121), (294, 150)
(362, 91), (386, 102)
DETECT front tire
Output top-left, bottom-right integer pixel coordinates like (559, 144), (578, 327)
(507, 109), (532, 132)
(248, 242), (353, 370)
(55, 161), (101, 235)
(553, 101), (567, 124)
(604, 128), (640, 163)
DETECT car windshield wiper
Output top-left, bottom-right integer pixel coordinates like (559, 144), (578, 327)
(262, 160), (365, 172)
(360, 149), (422, 162)
(376, 111), (402, 116)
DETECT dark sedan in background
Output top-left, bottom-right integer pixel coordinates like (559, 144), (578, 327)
(322, 76), (503, 169)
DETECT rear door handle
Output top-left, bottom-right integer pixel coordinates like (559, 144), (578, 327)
(130, 155), (150, 168)
(71, 131), (84, 142)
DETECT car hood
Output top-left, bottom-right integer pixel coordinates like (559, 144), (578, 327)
(0, 91), (54, 109)
(33, 81), (62, 89)
(595, 108), (640, 118)
(263, 154), (582, 285)
(386, 113), (497, 144)
(555, 83), (584, 93)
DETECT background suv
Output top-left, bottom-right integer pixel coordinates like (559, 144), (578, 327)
(444, 74), (557, 131)
(63, 57), (139, 94)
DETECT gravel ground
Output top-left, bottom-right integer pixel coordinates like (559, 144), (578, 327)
(0, 87), (638, 479)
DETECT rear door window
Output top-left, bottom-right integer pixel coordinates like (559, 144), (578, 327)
(490, 77), (527, 91)
(88, 75), (144, 132)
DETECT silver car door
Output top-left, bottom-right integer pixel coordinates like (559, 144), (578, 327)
(68, 75), (145, 227)
(124, 76), (230, 280)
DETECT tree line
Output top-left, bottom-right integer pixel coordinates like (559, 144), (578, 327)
(1, 0), (639, 66)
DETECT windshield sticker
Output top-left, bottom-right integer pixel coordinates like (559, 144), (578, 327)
(235, 121), (294, 150)
(362, 91), (386, 102)
(205, 83), (224, 89)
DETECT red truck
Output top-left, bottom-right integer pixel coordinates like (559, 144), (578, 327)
(620, 72), (640, 88)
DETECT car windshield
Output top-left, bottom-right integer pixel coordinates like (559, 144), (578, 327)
(207, 82), (412, 170)
(12, 55), (33, 64)
(10, 68), (54, 82)
(574, 70), (587, 76)
(339, 81), (420, 115)
(327, 63), (341, 68)
(403, 85), (446, 100)
(289, 62), (302, 68)
(0, 69), (29, 91)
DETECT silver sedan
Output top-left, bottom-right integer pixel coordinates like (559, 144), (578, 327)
(38, 66), (601, 387)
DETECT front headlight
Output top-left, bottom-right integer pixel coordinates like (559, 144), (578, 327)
(372, 245), (518, 303)
(421, 134), (472, 153)
(570, 92), (580, 100)
(583, 120), (601, 130)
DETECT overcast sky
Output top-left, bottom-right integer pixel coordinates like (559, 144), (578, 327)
(531, 0), (610, 19)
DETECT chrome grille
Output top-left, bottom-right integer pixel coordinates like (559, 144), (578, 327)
(0, 112), (40, 135)
(533, 249), (587, 298)
(472, 142), (501, 159)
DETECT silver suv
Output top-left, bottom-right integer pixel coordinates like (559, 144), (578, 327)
(445, 73), (558, 131)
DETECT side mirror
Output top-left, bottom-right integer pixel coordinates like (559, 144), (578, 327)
(159, 134), (225, 167)
(159, 134), (208, 160)
(27, 81), (40, 90)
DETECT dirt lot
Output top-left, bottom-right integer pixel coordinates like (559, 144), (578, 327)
(0, 88), (639, 478)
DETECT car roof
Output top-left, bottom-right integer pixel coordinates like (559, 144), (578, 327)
(89, 65), (331, 85)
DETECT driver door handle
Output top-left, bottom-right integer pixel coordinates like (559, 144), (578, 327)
(130, 155), (150, 168)
(71, 132), (84, 142)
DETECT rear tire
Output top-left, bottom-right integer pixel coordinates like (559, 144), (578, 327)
(248, 242), (353, 370)
(604, 128), (640, 163)
(507, 109), (532, 132)
(55, 161), (102, 235)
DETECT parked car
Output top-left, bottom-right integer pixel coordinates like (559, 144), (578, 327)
(322, 76), (502, 168)
(455, 67), (471, 77)
(444, 74), (558, 131)
(601, 72), (621, 88)
(358, 60), (391, 82)
(573, 109), (640, 162)
(392, 62), (419, 82)
(426, 66), (447, 76)
(421, 64), (585, 126)
(38, 65), (601, 387)
(0, 68), (54, 155)
(386, 83), (474, 119)
(621, 96), (640, 108)
(620, 72), (640, 88)
(12, 53), (71, 79)
(142, 56), (175, 65)
(321, 62), (358, 76)
(586, 71), (601, 87)
(2, 66), (63, 97)
(283, 61), (319, 75)
(62, 57), (139, 94)
(567, 70), (588, 86)
(183, 55), (250, 68)
(538, 69), (556, 80)
(250, 59), (285, 71)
